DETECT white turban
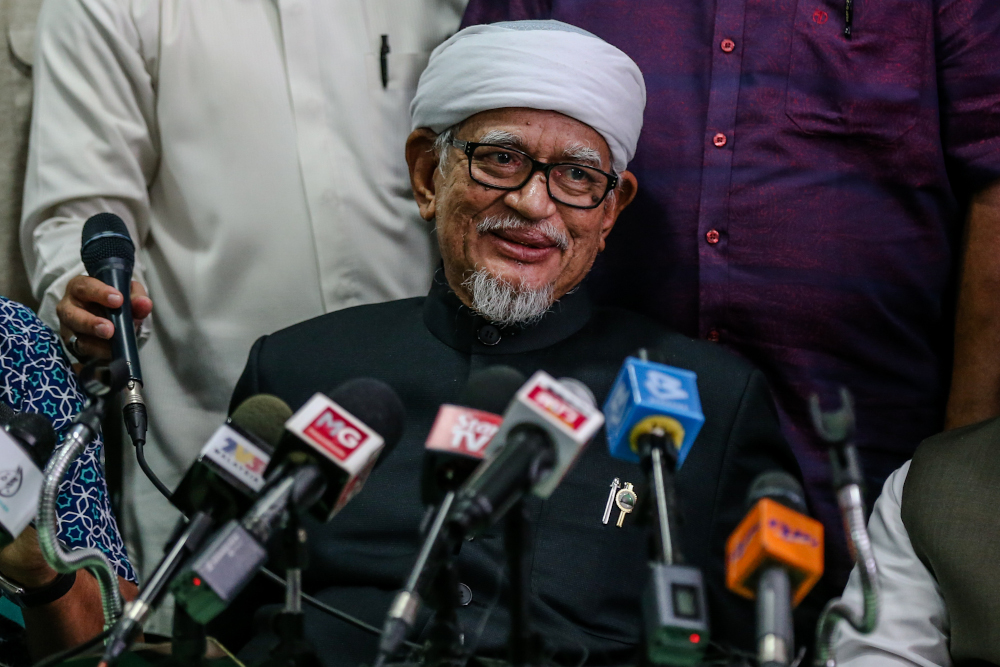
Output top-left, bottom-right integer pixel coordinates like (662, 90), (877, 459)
(410, 20), (646, 174)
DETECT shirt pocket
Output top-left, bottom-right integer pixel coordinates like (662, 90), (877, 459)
(784, 0), (931, 145)
(359, 0), (455, 199)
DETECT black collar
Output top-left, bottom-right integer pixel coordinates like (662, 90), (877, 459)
(422, 269), (593, 355)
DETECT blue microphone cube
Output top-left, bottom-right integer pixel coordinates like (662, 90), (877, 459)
(603, 357), (704, 468)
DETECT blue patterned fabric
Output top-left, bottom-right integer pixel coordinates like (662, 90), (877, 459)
(0, 297), (135, 583)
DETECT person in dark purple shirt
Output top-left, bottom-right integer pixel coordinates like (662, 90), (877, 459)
(461, 0), (1000, 594)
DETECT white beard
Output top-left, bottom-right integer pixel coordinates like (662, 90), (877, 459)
(462, 268), (555, 327)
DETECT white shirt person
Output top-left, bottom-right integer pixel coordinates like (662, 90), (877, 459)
(20, 0), (466, 610)
(834, 462), (952, 666)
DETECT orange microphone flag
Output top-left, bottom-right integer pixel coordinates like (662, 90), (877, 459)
(725, 498), (824, 606)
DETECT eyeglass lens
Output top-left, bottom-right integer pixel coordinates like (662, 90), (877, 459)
(469, 145), (609, 208)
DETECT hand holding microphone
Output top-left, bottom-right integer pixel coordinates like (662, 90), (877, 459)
(60, 214), (152, 362)
(58, 276), (152, 361)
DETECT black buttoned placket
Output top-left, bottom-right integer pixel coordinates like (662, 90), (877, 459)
(422, 271), (594, 359)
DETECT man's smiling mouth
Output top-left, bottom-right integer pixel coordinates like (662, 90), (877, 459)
(476, 213), (569, 251)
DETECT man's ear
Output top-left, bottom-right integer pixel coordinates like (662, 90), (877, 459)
(597, 170), (638, 252)
(406, 128), (441, 221)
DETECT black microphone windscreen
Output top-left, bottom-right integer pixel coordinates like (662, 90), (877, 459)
(0, 401), (14, 427)
(459, 366), (526, 415)
(230, 395), (293, 448)
(81, 213), (135, 272)
(747, 471), (808, 514)
(328, 379), (406, 454)
(6, 412), (57, 468)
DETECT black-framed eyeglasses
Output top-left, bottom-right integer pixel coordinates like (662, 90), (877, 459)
(450, 139), (618, 210)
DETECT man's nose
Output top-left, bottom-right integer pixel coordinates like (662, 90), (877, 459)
(503, 172), (558, 221)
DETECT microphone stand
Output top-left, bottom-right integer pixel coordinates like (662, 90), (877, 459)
(169, 606), (208, 667)
(38, 361), (129, 630)
(101, 512), (215, 665)
(504, 499), (539, 667)
(809, 389), (879, 667)
(422, 547), (467, 667)
(256, 498), (321, 667)
(636, 431), (709, 666)
(376, 492), (458, 667)
(648, 444), (679, 566)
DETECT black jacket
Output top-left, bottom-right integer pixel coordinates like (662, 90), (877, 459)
(227, 276), (802, 666)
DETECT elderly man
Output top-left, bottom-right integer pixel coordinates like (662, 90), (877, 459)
(227, 21), (803, 666)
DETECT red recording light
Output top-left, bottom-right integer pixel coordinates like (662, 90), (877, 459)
(689, 633), (701, 644)
(192, 577), (202, 587)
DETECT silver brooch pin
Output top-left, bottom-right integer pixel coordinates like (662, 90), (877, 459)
(602, 478), (621, 525)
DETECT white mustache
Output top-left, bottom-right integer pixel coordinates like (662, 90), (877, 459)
(476, 214), (570, 251)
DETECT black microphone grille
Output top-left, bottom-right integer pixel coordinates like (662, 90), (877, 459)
(6, 412), (57, 469)
(459, 366), (526, 415)
(328, 378), (406, 455)
(81, 213), (135, 272)
(747, 471), (808, 514)
(230, 394), (293, 449)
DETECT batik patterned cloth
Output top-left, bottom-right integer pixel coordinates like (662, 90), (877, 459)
(0, 296), (135, 582)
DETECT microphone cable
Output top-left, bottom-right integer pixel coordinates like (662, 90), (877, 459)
(257, 567), (421, 650)
(138, 464), (422, 649)
(134, 437), (172, 500)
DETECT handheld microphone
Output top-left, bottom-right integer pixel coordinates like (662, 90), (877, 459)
(81, 213), (146, 448)
(0, 413), (57, 548)
(378, 367), (525, 665)
(604, 354), (709, 665)
(99, 395), (293, 666)
(171, 379), (406, 624)
(448, 371), (603, 537)
(726, 472), (824, 666)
